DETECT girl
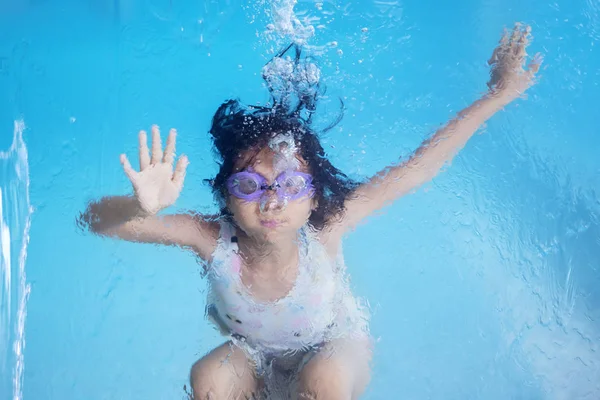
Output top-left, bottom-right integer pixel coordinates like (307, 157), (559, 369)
(81, 24), (541, 399)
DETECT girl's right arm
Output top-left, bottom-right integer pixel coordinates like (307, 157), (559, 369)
(79, 195), (219, 261)
(78, 126), (219, 261)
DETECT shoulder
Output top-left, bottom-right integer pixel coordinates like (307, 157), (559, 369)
(313, 225), (343, 260)
(172, 212), (221, 260)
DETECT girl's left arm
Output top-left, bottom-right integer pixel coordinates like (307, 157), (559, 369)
(330, 23), (543, 236)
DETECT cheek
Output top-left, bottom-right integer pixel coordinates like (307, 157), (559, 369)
(286, 198), (314, 223)
(228, 198), (258, 224)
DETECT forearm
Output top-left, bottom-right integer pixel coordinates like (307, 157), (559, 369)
(339, 24), (540, 234)
(78, 195), (150, 235)
(400, 93), (510, 183)
(350, 93), (510, 215)
(78, 195), (217, 255)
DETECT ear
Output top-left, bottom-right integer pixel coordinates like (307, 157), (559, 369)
(311, 196), (319, 211)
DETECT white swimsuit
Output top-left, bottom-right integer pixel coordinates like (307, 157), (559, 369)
(205, 221), (369, 373)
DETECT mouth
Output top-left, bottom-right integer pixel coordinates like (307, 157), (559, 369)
(260, 219), (283, 228)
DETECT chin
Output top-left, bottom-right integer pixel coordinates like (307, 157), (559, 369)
(256, 222), (301, 240)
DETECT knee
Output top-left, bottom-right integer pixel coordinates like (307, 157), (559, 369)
(189, 346), (260, 400)
(190, 356), (236, 399)
(189, 359), (219, 399)
(296, 363), (352, 400)
(295, 338), (372, 400)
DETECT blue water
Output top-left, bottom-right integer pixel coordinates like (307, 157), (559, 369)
(1, 0), (599, 399)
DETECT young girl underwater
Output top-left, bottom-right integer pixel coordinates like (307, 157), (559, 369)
(81, 24), (541, 400)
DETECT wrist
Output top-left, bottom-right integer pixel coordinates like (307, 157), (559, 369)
(485, 87), (522, 105)
(480, 91), (513, 111)
(131, 195), (158, 217)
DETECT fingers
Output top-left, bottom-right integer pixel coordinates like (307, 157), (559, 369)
(120, 154), (137, 182)
(138, 125), (179, 168)
(139, 130), (150, 171)
(172, 154), (189, 189)
(488, 28), (510, 65)
(515, 25), (531, 61)
(488, 46), (501, 66)
(151, 125), (163, 165)
(491, 23), (533, 68)
(518, 25), (532, 45)
(527, 52), (543, 77)
(509, 23), (522, 45)
(163, 128), (177, 165)
(500, 28), (510, 46)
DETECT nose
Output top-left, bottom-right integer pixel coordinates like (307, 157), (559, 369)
(259, 190), (286, 214)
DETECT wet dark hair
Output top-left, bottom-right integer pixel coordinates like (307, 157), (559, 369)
(207, 44), (359, 230)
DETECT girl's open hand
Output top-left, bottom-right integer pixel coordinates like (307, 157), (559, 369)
(120, 125), (189, 215)
(487, 23), (543, 101)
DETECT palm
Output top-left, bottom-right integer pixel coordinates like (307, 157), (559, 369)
(120, 125), (189, 214)
(133, 162), (181, 212)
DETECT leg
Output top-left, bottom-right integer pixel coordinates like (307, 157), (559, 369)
(295, 337), (372, 400)
(190, 341), (262, 400)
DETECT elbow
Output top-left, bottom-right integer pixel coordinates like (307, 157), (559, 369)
(76, 203), (108, 236)
(76, 210), (99, 235)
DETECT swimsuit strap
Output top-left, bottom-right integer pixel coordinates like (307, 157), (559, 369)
(219, 219), (235, 241)
(208, 220), (239, 275)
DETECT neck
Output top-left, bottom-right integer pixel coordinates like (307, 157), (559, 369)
(236, 229), (299, 272)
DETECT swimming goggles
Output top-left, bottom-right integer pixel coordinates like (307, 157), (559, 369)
(226, 170), (314, 202)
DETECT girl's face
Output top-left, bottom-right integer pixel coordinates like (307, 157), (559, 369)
(226, 146), (316, 242)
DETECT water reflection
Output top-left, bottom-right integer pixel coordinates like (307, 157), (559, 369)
(0, 121), (32, 400)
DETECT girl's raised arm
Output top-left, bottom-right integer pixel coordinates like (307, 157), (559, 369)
(78, 125), (219, 261)
(330, 23), (542, 237)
